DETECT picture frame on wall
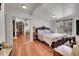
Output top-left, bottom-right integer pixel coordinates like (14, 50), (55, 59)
(56, 19), (72, 35)
(0, 3), (1, 10)
(76, 20), (79, 35)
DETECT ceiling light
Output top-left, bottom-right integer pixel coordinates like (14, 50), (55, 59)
(52, 15), (56, 18)
(21, 4), (27, 9)
(22, 5), (27, 9)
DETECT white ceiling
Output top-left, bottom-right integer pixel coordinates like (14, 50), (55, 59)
(5, 3), (42, 15)
(5, 3), (79, 20)
(32, 3), (79, 21)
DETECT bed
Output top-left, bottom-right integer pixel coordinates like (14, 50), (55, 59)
(36, 26), (67, 46)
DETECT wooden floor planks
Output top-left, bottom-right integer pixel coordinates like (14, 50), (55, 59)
(10, 35), (61, 56)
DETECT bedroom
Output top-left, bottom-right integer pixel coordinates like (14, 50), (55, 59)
(32, 3), (77, 56)
(0, 3), (79, 56)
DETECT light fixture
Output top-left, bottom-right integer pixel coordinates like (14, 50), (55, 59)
(52, 15), (56, 18)
(21, 4), (27, 9)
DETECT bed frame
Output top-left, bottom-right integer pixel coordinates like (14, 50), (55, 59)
(35, 26), (50, 39)
(51, 37), (76, 48)
(35, 26), (76, 48)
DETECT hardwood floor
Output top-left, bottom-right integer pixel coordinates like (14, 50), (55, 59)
(10, 35), (61, 56)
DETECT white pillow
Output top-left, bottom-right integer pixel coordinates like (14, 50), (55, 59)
(38, 30), (45, 34)
(44, 30), (50, 33)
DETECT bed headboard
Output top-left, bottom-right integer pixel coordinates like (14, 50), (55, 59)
(36, 26), (50, 33)
(35, 26), (50, 39)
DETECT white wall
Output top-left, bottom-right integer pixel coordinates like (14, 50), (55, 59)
(5, 15), (13, 46)
(72, 18), (76, 36)
(24, 20), (30, 34)
(49, 20), (57, 32)
(32, 18), (51, 28)
(0, 4), (5, 43)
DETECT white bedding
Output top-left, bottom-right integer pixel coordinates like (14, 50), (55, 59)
(54, 45), (72, 56)
(38, 30), (67, 46)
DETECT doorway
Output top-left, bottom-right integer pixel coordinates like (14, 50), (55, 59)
(13, 20), (15, 37)
(13, 17), (31, 39)
(16, 21), (24, 36)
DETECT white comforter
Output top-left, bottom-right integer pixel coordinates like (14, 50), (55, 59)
(54, 45), (72, 56)
(38, 32), (67, 46)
